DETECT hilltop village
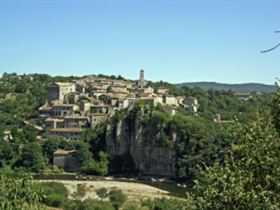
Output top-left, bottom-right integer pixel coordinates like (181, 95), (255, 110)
(38, 70), (199, 140)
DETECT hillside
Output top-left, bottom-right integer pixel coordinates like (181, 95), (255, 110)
(177, 82), (277, 93)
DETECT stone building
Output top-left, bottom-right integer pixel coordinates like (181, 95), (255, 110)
(110, 84), (129, 94)
(45, 118), (64, 130)
(53, 149), (79, 172)
(162, 95), (178, 106)
(79, 100), (91, 113)
(182, 97), (200, 114)
(52, 104), (79, 117)
(137, 69), (147, 89)
(90, 113), (108, 128)
(45, 116), (89, 130)
(47, 82), (76, 104)
(38, 106), (52, 119)
(157, 87), (168, 95)
(90, 105), (109, 114)
(233, 92), (252, 101)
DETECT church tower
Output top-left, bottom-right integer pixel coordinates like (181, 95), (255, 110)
(138, 69), (146, 88)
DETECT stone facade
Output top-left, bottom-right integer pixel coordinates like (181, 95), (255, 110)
(52, 104), (79, 117)
(47, 82), (75, 104)
(53, 149), (79, 172)
(48, 128), (83, 140)
(90, 114), (108, 128)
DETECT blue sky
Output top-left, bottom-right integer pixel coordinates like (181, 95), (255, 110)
(0, 0), (279, 84)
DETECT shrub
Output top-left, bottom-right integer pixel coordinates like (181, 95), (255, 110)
(64, 199), (114, 210)
(142, 198), (188, 210)
(74, 183), (87, 199)
(33, 181), (68, 207)
(34, 181), (68, 197)
(80, 200), (114, 210)
(108, 189), (127, 210)
(44, 193), (66, 207)
(96, 187), (108, 200)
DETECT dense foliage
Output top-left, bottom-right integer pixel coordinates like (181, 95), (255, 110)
(0, 175), (43, 210)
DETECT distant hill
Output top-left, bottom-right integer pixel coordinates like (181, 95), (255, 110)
(177, 82), (277, 93)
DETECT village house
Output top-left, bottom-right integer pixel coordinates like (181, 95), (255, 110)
(3, 130), (13, 141)
(75, 82), (86, 93)
(53, 149), (79, 172)
(162, 95), (178, 106)
(44, 118), (64, 130)
(52, 104), (80, 117)
(157, 87), (169, 95)
(62, 116), (90, 128)
(47, 82), (76, 104)
(65, 92), (80, 104)
(182, 97), (200, 114)
(118, 98), (129, 109)
(214, 114), (234, 124)
(110, 84), (129, 94)
(38, 106), (52, 119)
(79, 100), (91, 113)
(137, 86), (154, 94)
(233, 92), (252, 101)
(90, 113), (108, 128)
(90, 104), (109, 114)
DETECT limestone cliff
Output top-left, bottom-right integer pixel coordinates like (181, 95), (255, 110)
(106, 110), (176, 177)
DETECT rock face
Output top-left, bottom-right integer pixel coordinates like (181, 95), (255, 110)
(106, 112), (176, 177)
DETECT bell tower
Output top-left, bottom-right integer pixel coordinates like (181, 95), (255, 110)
(138, 69), (145, 88)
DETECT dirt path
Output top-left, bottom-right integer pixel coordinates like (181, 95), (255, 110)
(38, 180), (171, 201)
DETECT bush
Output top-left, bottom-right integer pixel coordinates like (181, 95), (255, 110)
(33, 181), (68, 207)
(63, 199), (114, 210)
(108, 189), (127, 210)
(96, 187), (108, 200)
(44, 193), (66, 207)
(142, 198), (188, 210)
(80, 200), (114, 210)
(34, 181), (68, 197)
(74, 183), (87, 199)
(81, 152), (109, 176)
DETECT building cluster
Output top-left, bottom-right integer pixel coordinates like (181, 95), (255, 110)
(38, 70), (199, 140)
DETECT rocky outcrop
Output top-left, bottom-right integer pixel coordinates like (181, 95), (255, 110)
(106, 111), (176, 177)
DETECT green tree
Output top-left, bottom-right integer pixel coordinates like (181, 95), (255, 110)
(188, 117), (280, 209)
(15, 142), (46, 172)
(42, 138), (60, 163)
(81, 152), (109, 176)
(271, 85), (280, 132)
(0, 175), (44, 210)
